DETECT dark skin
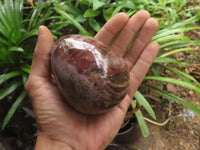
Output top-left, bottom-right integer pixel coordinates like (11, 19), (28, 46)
(26, 10), (159, 150)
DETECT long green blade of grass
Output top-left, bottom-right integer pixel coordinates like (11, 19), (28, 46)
(160, 47), (193, 57)
(158, 64), (200, 86)
(151, 64), (161, 76)
(0, 26), (9, 39)
(23, 53), (33, 60)
(89, 18), (101, 32)
(142, 84), (200, 116)
(1, 90), (26, 130)
(159, 40), (200, 50)
(153, 27), (199, 41)
(164, 15), (199, 29)
(0, 0), (24, 42)
(135, 109), (149, 137)
(8, 46), (24, 52)
(91, 0), (105, 10)
(155, 35), (190, 43)
(18, 30), (38, 45)
(14, 0), (23, 31)
(22, 73), (28, 87)
(153, 57), (186, 67)
(27, 3), (44, 31)
(151, 64), (162, 84)
(144, 76), (200, 95)
(84, 9), (101, 18)
(59, 4), (82, 16)
(0, 1), (11, 32)
(0, 71), (22, 85)
(131, 100), (149, 137)
(20, 64), (31, 74)
(0, 81), (22, 100)
(154, 15), (199, 37)
(0, 37), (8, 46)
(111, 3), (135, 17)
(134, 91), (156, 120)
(54, 7), (92, 36)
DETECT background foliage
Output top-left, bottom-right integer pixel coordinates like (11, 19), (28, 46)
(0, 0), (200, 136)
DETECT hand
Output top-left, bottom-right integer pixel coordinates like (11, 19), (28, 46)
(26, 10), (159, 150)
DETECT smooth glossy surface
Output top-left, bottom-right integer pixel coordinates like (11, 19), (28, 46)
(51, 35), (129, 114)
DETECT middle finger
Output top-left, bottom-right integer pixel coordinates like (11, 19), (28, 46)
(110, 10), (150, 57)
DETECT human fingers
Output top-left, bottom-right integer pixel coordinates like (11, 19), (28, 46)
(125, 18), (158, 70)
(111, 10), (150, 56)
(95, 12), (129, 45)
(113, 42), (158, 115)
(29, 25), (54, 79)
(127, 41), (159, 98)
(110, 42), (159, 121)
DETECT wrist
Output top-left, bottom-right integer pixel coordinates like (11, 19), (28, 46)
(35, 132), (74, 150)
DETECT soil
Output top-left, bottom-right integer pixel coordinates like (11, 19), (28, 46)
(128, 87), (200, 150)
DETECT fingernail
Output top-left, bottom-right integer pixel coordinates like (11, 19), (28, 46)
(38, 25), (45, 37)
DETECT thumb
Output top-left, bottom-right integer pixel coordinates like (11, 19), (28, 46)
(30, 25), (54, 78)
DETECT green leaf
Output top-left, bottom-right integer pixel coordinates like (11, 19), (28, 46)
(159, 41), (198, 50)
(111, 0), (136, 10)
(85, 0), (105, 10)
(158, 64), (200, 87)
(153, 27), (199, 41)
(23, 53), (33, 60)
(151, 64), (161, 77)
(84, 9), (101, 18)
(18, 29), (38, 45)
(22, 73), (28, 87)
(131, 99), (137, 109)
(1, 90), (26, 130)
(54, 7), (91, 36)
(0, 0), (24, 43)
(8, 46), (24, 52)
(0, 37), (8, 46)
(160, 48), (194, 57)
(20, 64), (31, 74)
(62, 5), (82, 16)
(0, 71), (22, 85)
(142, 84), (200, 116)
(27, 3), (44, 31)
(103, 7), (113, 21)
(0, 2), (12, 32)
(111, 2), (136, 17)
(144, 76), (200, 95)
(166, 16), (199, 30)
(89, 18), (101, 32)
(151, 64), (162, 85)
(0, 48), (15, 65)
(92, 0), (105, 10)
(134, 91), (157, 120)
(154, 57), (186, 67)
(112, 6), (124, 17)
(155, 35), (190, 43)
(0, 81), (22, 100)
(135, 109), (149, 137)
(76, 15), (87, 23)
(127, 10), (136, 17)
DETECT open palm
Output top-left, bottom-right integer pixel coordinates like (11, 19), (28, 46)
(26, 10), (159, 150)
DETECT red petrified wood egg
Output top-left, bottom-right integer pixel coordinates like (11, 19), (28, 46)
(51, 35), (130, 114)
